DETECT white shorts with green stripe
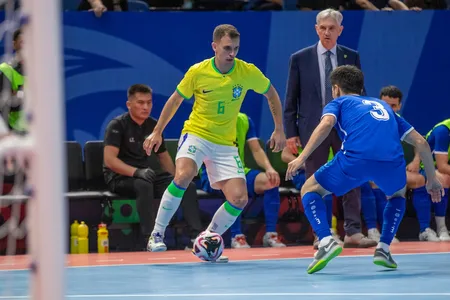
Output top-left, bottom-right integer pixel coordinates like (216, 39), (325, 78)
(176, 133), (246, 189)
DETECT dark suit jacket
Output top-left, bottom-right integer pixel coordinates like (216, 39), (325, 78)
(283, 42), (364, 146)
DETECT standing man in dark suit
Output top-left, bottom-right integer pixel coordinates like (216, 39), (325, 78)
(283, 8), (376, 248)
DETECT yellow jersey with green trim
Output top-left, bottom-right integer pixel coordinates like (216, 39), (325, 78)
(176, 57), (271, 146)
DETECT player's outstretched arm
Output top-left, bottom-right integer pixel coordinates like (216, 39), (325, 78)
(285, 115), (335, 180)
(264, 85), (286, 152)
(403, 129), (444, 202)
(143, 91), (184, 155)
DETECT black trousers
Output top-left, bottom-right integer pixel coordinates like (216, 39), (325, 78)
(304, 128), (362, 236)
(108, 172), (203, 239)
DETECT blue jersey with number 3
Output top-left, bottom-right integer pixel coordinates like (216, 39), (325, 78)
(322, 95), (413, 162)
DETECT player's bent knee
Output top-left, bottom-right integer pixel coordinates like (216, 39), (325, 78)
(226, 188), (248, 208)
(225, 187), (248, 208)
(219, 178), (248, 208)
(406, 172), (425, 189)
(254, 172), (277, 194)
(174, 158), (198, 187)
(300, 175), (329, 198)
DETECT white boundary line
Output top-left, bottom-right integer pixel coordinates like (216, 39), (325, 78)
(1, 292), (450, 298)
(0, 251), (449, 272)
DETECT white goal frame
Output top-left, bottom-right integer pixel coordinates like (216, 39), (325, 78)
(21, 0), (66, 299)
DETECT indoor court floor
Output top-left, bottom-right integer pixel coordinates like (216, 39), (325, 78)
(1, 242), (450, 299)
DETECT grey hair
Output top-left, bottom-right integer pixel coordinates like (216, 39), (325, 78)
(316, 9), (343, 26)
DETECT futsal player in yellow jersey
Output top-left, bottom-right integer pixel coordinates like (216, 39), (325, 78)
(143, 24), (286, 258)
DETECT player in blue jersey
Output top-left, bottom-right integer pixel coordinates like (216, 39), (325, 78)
(285, 65), (444, 274)
(409, 119), (450, 241)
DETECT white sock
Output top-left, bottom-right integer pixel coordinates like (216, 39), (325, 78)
(377, 242), (390, 253)
(206, 201), (243, 235)
(318, 235), (333, 248)
(435, 216), (447, 233)
(152, 182), (184, 235)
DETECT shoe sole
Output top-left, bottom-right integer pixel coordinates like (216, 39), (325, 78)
(373, 258), (397, 269)
(148, 245), (167, 252)
(307, 246), (342, 274)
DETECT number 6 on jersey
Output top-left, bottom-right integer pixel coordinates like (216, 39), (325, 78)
(217, 101), (225, 114)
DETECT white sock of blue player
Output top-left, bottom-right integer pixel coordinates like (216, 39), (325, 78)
(302, 192), (332, 246)
(152, 181), (185, 235)
(378, 197), (406, 253)
(207, 201), (243, 235)
(433, 188), (449, 233)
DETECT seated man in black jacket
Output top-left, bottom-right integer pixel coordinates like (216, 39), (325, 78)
(103, 84), (203, 251)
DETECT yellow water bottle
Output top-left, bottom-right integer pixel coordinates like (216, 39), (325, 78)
(332, 215), (337, 232)
(77, 221), (89, 254)
(70, 220), (79, 254)
(97, 223), (109, 254)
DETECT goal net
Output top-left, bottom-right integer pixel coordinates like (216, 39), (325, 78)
(0, 0), (66, 299)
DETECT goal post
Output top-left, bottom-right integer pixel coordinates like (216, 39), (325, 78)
(21, 0), (67, 299)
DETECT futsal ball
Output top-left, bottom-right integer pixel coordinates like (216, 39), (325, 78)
(192, 231), (224, 262)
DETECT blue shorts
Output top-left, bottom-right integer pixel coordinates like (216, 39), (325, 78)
(200, 169), (261, 198)
(315, 151), (406, 197)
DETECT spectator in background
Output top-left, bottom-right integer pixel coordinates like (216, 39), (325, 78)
(284, 8), (377, 248)
(346, 0), (409, 10)
(103, 84), (203, 250)
(78, 0), (128, 17)
(380, 85), (403, 113)
(297, 0), (346, 10)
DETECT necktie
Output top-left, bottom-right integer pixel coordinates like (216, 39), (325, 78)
(324, 51), (333, 105)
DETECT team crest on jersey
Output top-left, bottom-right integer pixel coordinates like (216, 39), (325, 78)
(232, 84), (243, 100)
(187, 145), (197, 154)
